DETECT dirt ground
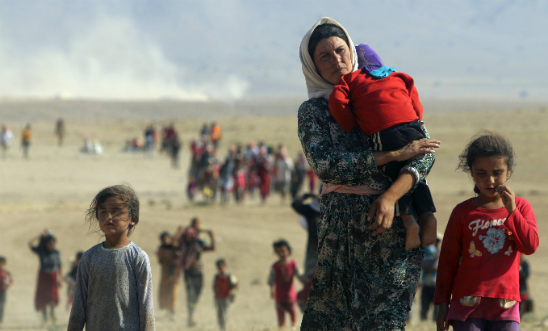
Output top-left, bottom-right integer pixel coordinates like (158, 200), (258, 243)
(0, 99), (546, 330)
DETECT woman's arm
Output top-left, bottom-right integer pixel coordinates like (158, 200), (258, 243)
(367, 171), (415, 235)
(298, 100), (383, 186)
(203, 230), (215, 252)
(28, 232), (44, 251)
(298, 99), (439, 186)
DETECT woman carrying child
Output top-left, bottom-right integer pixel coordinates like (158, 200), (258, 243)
(435, 132), (539, 331)
(297, 17), (440, 330)
(28, 231), (62, 324)
(67, 184), (155, 330)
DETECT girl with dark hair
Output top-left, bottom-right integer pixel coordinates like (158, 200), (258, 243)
(435, 131), (538, 331)
(298, 17), (440, 330)
(268, 240), (303, 329)
(67, 184), (155, 330)
(28, 231), (62, 325)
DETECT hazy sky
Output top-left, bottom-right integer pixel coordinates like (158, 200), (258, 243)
(1, 0), (547, 100)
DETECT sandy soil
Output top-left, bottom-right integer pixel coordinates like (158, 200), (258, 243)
(0, 99), (547, 330)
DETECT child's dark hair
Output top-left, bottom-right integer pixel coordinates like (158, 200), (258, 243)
(76, 251), (84, 260)
(39, 234), (56, 251)
(0, 256), (5, 264)
(159, 231), (171, 241)
(216, 258), (226, 267)
(85, 184), (140, 236)
(273, 239), (292, 254)
(457, 131), (515, 194)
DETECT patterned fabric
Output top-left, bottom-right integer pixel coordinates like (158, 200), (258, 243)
(67, 242), (155, 331)
(298, 98), (435, 331)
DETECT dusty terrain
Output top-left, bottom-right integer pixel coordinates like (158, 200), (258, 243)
(0, 99), (546, 330)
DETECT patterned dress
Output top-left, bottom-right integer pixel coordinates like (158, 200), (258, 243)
(298, 98), (435, 331)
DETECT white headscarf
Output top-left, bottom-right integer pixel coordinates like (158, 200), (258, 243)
(299, 17), (358, 100)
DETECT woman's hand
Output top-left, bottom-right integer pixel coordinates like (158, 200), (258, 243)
(437, 302), (450, 331)
(394, 138), (440, 162)
(367, 192), (396, 235)
(368, 171), (415, 235)
(496, 184), (516, 214)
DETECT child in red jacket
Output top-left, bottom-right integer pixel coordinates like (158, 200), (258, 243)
(329, 44), (436, 250)
(434, 132), (539, 331)
(268, 240), (303, 329)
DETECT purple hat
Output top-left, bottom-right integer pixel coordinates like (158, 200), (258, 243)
(356, 44), (383, 72)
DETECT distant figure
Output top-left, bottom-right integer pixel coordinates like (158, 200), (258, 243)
(420, 236), (441, 321)
(21, 124), (31, 159)
(257, 147), (272, 204)
(306, 168), (317, 194)
(157, 231), (179, 319)
(210, 122), (222, 150)
(273, 147), (294, 203)
(177, 218), (215, 327)
(0, 256), (13, 326)
(291, 193), (320, 312)
(81, 137), (103, 155)
(213, 259), (238, 330)
(0, 124), (14, 159)
(519, 258), (532, 316)
(144, 124), (156, 158)
(55, 118), (65, 147)
(200, 123), (209, 142)
(268, 240), (303, 329)
(170, 137), (181, 169)
(290, 153), (306, 199)
(64, 252), (83, 311)
(28, 231), (62, 325)
(67, 184), (155, 330)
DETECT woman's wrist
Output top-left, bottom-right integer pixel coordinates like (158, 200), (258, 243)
(373, 151), (398, 166)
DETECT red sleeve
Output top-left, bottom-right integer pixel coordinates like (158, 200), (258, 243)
(434, 206), (463, 304)
(401, 73), (423, 120)
(328, 73), (358, 133)
(505, 198), (538, 255)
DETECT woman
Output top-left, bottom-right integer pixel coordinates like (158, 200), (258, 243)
(28, 231), (62, 324)
(157, 231), (179, 319)
(298, 17), (440, 330)
(177, 218), (215, 327)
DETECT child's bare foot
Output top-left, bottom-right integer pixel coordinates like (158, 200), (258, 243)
(401, 215), (421, 251)
(420, 212), (438, 248)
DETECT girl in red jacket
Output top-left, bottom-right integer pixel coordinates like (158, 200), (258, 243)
(435, 131), (539, 331)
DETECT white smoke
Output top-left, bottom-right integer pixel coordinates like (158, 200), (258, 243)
(0, 13), (249, 100)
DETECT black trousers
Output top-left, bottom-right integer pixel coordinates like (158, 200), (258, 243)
(367, 120), (436, 216)
(420, 285), (438, 321)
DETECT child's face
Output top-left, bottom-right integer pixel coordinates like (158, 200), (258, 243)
(45, 239), (56, 251)
(98, 197), (134, 237)
(0, 261), (5, 270)
(217, 263), (227, 274)
(471, 156), (510, 200)
(161, 234), (172, 245)
(275, 246), (290, 260)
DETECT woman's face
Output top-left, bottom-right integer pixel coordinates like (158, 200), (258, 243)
(312, 36), (352, 85)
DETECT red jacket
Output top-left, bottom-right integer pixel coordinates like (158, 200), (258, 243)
(434, 197), (538, 304)
(329, 71), (422, 135)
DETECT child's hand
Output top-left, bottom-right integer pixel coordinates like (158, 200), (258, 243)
(437, 302), (450, 331)
(496, 185), (516, 214)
